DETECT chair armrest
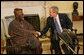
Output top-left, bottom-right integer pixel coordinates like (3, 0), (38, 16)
(5, 34), (11, 40)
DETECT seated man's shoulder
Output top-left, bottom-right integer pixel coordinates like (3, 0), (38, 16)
(23, 20), (28, 23)
(9, 19), (17, 25)
(23, 20), (30, 24)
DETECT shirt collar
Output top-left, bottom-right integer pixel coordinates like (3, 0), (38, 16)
(56, 14), (59, 19)
(54, 14), (59, 19)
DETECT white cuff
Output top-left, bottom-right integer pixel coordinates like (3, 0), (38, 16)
(37, 32), (41, 36)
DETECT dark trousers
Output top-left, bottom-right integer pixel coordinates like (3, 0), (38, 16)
(50, 38), (62, 54)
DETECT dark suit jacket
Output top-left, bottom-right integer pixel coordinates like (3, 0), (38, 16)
(40, 13), (73, 40)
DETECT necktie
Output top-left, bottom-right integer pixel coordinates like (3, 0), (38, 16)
(54, 18), (61, 35)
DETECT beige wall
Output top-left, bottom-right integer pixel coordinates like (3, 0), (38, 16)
(1, 1), (83, 19)
(46, 1), (83, 20)
(1, 1), (45, 30)
(1, 1), (83, 34)
(1, 1), (45, 19)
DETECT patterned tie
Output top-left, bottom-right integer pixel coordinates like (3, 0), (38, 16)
(54, 18), (61, 35)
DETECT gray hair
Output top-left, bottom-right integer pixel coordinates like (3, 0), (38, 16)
(50, 6), (59, 13)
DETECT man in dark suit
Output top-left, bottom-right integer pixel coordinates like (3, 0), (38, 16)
(36, 6), (73, 54)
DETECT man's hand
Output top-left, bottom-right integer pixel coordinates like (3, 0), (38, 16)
(32, 31), (40, 38)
